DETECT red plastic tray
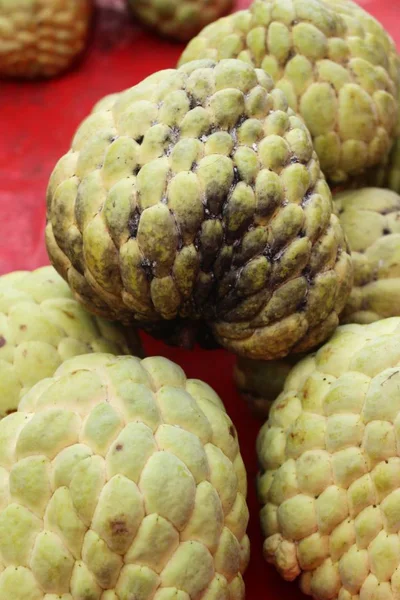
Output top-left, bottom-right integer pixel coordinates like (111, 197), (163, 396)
(0, 1), (399, 598)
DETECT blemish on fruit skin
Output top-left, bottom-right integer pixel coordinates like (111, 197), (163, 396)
(19, 324), (27, 331)
(111, 520), (128, 535)
(0, 336), (6, 347)
(115, 444), (123, 451)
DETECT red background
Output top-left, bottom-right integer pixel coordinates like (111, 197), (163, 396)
(0, 1), (398, 597)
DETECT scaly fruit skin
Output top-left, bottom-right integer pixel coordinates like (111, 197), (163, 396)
(179, 0), (399, 184)
(0, 0), (92, 79)
(128, 0), (233, 43)
(46, 58), (353, 361)
(0, 353), (249, 599)
(0, 266), (142, 418)
(336, 187), (400, 324)
(234, 186), (400, 418)
(257, 317), (400, 599)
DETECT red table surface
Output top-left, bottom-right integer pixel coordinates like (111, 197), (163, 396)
(0, 1), (399, 598)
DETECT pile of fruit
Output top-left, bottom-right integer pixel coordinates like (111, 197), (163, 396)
(2, 0), (400, 599)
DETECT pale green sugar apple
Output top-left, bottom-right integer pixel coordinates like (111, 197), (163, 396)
(0, 0), (93, 79)
(0, 266), (142, 418)
(234, 186), (400, 418)
(46, 58), (353, 361)
(179, 0), (400, 184)
(336, 187), (400, 324)
(0, 353), (249, 599)
(128, 0), (233, 42)
(257, 318), (400, 600)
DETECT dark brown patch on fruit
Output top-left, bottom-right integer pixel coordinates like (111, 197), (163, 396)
(19, 324), (27, 331)
(0, 336), (6, 348)
(111, 520), (128, 535)
(115, 444), (123, 451)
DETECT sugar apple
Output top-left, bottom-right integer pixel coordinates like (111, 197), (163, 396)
(257, 317), (400, 600)
(0, 266), (142, 418)
(46, 58), (353, 361)
(179, 0), (400, 184)
(0, 0), (93, 79)
(128, 0), (233, 42)
(0, 352), (250, 599)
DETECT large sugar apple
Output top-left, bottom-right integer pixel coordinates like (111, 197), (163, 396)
(46, 58), (353, 361)
(234, 186), (400, 418)
(0, 353), (249, 599)
(257, 317), (400, 600)
(0, 266), (142, 418)
(128, 0), (233, 42)
(179, 0), (400, 184)
(0, 0), (93, 79)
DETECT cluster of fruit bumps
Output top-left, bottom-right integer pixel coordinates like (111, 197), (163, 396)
(2, 0), (400, 599)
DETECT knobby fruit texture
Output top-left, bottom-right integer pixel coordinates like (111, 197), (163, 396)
(179, 0), (400, 183)
(0, 266), (142, 418)
(46, 58), (353, 361)
(0, 0), (93, 78)
(257, 318), (400, 600)
(0, 354), (249, 599)
(128, 0), (233, 42)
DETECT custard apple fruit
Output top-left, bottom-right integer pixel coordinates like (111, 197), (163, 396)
(0, 353), (249, 599)
(179, 0), (400, 184)
(0, 266), (142, 418)
(0, 0), (93, 78)
(128, 0), (233, 42)
(46, 58), (353, 361)
(257, 317), (400, 600)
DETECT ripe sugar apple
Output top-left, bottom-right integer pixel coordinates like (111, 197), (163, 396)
(179, 0), (400, 184)
(0, 0), (93, 79)
(46, 58), (353, 361)
(257, 317), (400, 600)
(128, 0), (233, 42)
(0, 266), (142, 418)
(0, 353), (250, 599)
(234, 186), (400, 418)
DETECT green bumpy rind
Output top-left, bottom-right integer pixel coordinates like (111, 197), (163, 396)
(179, 0), (400, 183)
(234, 186), (400, 418)
(0, 353), (249, 599)
(257, 317), (400, 600)
(128, 0), (233, 42)
(46, 58), (353, 361)
(0, 266), (142, 418)
(335, 187), (400, 324)
(0, 0), (93, 79)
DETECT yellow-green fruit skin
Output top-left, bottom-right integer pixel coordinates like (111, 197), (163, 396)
(0, 266), (142, 418)
(336, 188), (400, 324)
(179, 0), (400, 183)
(0, 0), (93, 79)
(234, 186), (400, 418)
(128, 0), (233, 42)
(0, 353), (249, 599)
(46, 58), (353, 361)
(257, 317), (400, 599)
